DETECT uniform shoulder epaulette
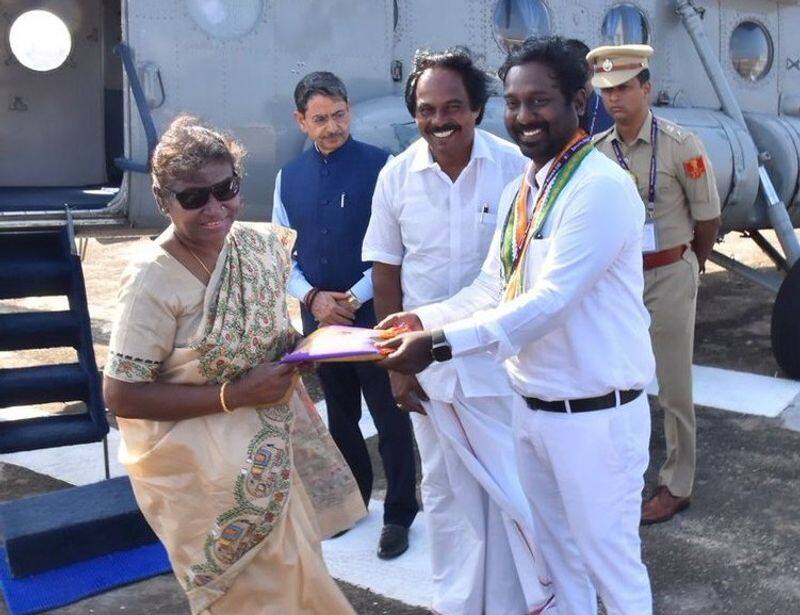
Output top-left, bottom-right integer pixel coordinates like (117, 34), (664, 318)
(592, 126), (614, 143)
(657, 117), (688, 143)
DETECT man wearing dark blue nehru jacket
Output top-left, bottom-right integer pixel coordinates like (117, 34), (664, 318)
(272, 71), (418, 559)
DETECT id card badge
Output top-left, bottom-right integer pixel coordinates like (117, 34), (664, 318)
(642, 220), (658, 254)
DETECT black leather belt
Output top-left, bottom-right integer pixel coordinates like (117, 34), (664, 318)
(524, 389), (642, 413)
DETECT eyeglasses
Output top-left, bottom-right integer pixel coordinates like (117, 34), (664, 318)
(168, 174), (241, 210)
(309, 109), (348, 127)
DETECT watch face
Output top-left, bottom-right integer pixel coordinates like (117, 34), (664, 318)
(430, 330), (451, 362)
(432, 343), (452, 362)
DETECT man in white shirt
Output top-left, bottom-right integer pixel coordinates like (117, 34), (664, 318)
(363, 48), (552, 614)
(379, 37), (656, 615)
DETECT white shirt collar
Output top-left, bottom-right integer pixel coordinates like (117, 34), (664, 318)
(523, 158), (555, 193)
(409, 128), (495, 173)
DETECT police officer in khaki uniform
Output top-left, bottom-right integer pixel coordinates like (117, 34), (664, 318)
(589, 44), (721, 524)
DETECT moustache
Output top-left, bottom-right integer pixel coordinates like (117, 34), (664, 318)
(427, 124), (460, 134)
(514, 122), (548, 132)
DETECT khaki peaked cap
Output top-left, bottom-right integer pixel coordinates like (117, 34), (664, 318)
(587, 44), (654, 89)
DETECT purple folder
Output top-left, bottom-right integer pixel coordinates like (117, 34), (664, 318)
(281, 325), (389, 363)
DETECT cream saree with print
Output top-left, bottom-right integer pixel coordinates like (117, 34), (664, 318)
(105, 223), (364, 614)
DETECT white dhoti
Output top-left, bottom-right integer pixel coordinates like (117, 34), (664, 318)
(512, 393), (653, 615)
(413, 373), (554, 615)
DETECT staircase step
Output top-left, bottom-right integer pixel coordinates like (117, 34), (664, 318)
(0, 413), (109, 453)
(0, 476), (157, 577)
(0, 311), (80, 351)
(0, 231), (67, 261)
(0, 260), (72, 299)
(0, 230), (73, 299)
(0, 364), (88, 408)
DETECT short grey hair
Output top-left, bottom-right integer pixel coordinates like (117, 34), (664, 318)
(293, 71), (348, 113)
(151, 115), (245, 191)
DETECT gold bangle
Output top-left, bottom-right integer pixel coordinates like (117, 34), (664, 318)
(219, 381), (234, 413)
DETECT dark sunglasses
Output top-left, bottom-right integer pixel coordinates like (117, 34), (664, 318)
(169, 174), (241, 210)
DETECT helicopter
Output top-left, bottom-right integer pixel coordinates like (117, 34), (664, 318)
(2, 0), (800, 453)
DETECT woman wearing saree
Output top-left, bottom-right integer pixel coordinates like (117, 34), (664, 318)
(103, 116), (364, 614)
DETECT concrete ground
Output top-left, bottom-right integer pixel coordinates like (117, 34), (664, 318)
(1, 233), (799, 614)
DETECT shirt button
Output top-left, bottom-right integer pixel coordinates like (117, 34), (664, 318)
(320, 257), (328, 264)
(321, 200), (329, 206)
(321, 168), (329, 177)
(321, 228), (328, 235)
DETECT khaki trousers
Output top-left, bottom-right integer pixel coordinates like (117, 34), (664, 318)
(643, 248), (699, 498)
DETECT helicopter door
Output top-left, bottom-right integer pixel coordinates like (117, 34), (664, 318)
(0, 0), (124, 222)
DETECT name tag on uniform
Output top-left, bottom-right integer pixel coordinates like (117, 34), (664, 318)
(642, 221), (658, 254)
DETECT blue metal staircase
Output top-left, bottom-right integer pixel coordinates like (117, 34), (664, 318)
(0, 220), (109, 453)
(0, 218), (160, 581)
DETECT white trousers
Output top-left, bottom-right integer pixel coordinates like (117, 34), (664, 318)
(413, 385), (554, 615)
(512, 393), (653, 615)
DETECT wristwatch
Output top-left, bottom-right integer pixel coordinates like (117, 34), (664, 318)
(345, 291), (362, 311)
(430, 329), (452, 362)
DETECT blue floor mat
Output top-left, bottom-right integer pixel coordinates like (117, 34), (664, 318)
(0, 542), (171, 615)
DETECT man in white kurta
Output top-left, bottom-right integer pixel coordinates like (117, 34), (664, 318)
(379, 38), (656, 615)
(363, 49), (553, 614)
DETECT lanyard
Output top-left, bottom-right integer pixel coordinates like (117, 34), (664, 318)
(588, 94), (600, 136)
(507, 132), (591, 273)
(611, 116), (658, 218)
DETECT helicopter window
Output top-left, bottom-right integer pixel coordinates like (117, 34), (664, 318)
(187, 0), (263, 40)
(730, 21), (773, 82)
(600, 4), (650, 46)
(492, 0), (551, 53)
(8, 9), (72, 72)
